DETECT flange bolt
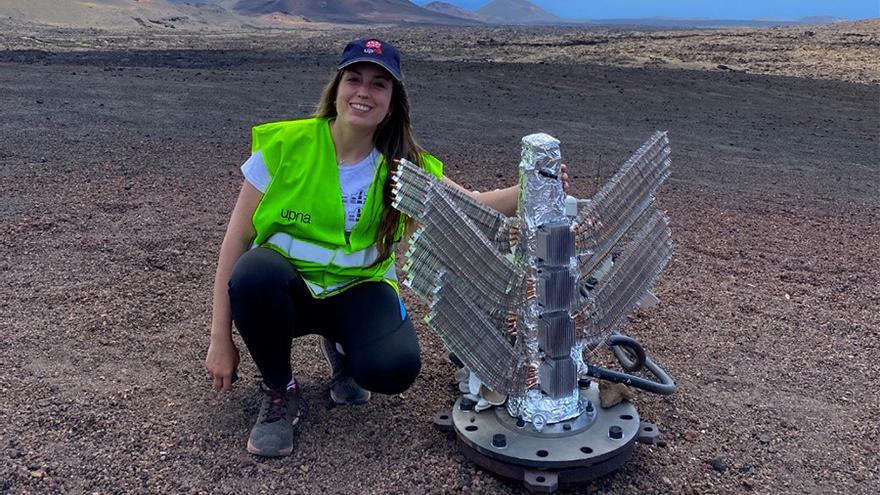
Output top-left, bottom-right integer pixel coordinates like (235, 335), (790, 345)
(492, 434), (507, 448)
(460, 398), (475, 411)
(533, 414), (547, 432)
(609, 425), (623, 439)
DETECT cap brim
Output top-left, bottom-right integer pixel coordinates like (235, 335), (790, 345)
(338, 58), (402, 81)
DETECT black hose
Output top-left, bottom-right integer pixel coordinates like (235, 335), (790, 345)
(585, 358), (676, 395)
(585, 331), (677, 395)
(607, 334), (646, 372)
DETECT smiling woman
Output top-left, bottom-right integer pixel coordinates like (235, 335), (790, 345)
(203, 37), (568, 458)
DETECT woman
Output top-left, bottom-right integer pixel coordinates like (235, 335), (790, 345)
(205, 38), (567, 457)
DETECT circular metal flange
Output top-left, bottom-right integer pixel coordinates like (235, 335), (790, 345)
(451, 383), (641, 472)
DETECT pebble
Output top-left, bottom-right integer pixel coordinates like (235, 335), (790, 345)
(707, 457), (728, 472)
(683, 429), (699, 442)
(758, 434), (771, 444)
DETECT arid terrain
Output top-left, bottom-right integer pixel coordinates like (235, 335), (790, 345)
(1, 19), (878, 495)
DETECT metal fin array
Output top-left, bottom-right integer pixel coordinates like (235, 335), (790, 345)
(535, 222), (575, 265)
(392, 159), (512, 252)
(575, 131), (671, 278)
(536, 267), (575, 311)
(538, 311), (575, 359)
(403, 187), (524, 313)
(537, 357), (577, 399)
(404, 227), (516, 330)
(427, 272), (522, 394)
(579, 208), (673, 341)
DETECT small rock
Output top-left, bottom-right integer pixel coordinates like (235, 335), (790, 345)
(740, 464), (759, 475)
(598, 381), (635, 408)
(706, 457), (728, 472)
(30, 469), (45, 478)
(683, 429), (699, 442)
(758, 434), (771, 444)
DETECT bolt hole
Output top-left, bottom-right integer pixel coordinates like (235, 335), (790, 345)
(644, 426), (654, 432)
(470, 417), (475, 423)
(439, 415), (448, 420)
(465, 425), (478, 432)
(580, 446), (593, 454)
(536, 476), (546, 483)
(620, 414), (633, 420)
(536, 450), (549, 458)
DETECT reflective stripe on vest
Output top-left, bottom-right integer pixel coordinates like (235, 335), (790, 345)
(265, 232), (380, 268)
(301, 263), (398, 297)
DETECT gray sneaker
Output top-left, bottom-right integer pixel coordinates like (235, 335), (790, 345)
(320, 337), (371, 405)
(246, 382), (301, 457)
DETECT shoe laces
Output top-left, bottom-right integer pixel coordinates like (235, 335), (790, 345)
(261, 387), (289, 424)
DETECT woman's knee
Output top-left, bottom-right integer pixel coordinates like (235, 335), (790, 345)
(228, 248), (293, 299)
(354, 351), (421, 395)
(350, 319), (421, 395)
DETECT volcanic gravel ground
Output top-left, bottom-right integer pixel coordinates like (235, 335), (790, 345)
(1, 43), (878, 494)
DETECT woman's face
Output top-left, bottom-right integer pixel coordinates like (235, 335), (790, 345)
(335, 63), (394, 131)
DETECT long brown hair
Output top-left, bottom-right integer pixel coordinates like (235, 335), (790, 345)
(313, 68), (424, 264)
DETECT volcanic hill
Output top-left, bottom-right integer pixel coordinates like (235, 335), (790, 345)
(477, 0), (560, 24)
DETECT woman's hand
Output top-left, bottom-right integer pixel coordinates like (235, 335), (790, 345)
(206, 181), (261, 392)
(205, 337), (240, 391)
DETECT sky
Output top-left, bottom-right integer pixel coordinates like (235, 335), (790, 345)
(419, 1), (880, 20)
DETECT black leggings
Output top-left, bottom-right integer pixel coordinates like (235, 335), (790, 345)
(228, 247), (420, 393)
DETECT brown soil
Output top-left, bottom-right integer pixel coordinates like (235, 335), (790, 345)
(1, 23), (878, 494)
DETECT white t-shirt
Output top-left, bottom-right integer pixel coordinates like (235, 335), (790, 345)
(241, 149), (379, 233)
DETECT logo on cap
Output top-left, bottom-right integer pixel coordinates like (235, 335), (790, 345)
(364, 39), (383, 55)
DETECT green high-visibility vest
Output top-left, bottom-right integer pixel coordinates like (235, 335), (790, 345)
(250, 117), (444, 298)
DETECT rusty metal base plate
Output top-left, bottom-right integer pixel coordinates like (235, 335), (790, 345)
(433, 383), (660, 493)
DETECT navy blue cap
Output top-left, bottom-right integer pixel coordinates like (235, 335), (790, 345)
(338, 38), (403, 81)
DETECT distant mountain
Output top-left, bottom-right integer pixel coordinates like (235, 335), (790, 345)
(230, 0), (474, 24)
(0, 0), (204, 28)
(424, 1), (485, 22)
(476, 0), (560, 25)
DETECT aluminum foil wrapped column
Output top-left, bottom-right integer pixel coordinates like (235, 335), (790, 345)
(506, 134), (582, 427)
